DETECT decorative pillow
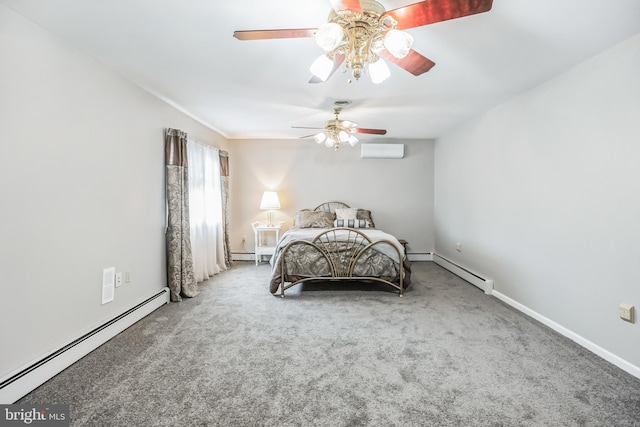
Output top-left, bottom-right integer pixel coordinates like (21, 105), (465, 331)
(293, 209), (311, 227)
(297, 211), (335, 228)
(334, 219), (370, 228)
(335, 207), (358, 220)
(356, 209), (375, 229)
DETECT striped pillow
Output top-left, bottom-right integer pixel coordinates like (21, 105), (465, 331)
(334, 219), (370, 228)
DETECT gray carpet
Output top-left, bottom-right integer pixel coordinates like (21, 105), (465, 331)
(18, 262), (640, 426)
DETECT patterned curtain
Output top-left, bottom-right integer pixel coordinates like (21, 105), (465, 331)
(165, 128), (198, 301)
(219, 151), (233, 267)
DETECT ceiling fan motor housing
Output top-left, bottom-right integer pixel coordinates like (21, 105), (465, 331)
(326, 0), (395, 80)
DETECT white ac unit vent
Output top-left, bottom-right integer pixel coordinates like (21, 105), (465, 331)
(360, 143), (404, 159)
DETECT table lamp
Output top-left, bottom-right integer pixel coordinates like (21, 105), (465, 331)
(259, 191), (280, 226)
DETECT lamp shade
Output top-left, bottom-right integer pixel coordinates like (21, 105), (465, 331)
(259, 191), (280, 210)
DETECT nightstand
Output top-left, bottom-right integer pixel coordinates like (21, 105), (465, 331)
(251, 222), (283, 265)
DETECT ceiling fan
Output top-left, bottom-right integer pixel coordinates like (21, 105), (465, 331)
(233, 0), (493, 84)
(293, 106), (386, 150)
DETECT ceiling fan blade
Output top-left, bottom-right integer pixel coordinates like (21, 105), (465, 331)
(384, 0), (493, 30)
(309, 54), (346, 83)
(329, 0), (362, 13)
(378, 49), (436, 76)
(292, 126), (323, 130)
(355, 128), (387, 135)
(233, 28), (316, 40)
(299, 134), (317, 139)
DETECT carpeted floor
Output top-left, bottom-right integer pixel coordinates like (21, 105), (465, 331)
(18, 262), (640, 426)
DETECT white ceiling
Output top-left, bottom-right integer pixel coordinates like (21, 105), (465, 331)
(2, 0), (640, 141)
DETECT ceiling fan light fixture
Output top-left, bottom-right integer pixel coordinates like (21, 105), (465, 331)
(369, 58), (391, 84)
(314, 23), (344, 51)
(309, 54), (334, 81)
(314, 132), (326, 144)
(384, 29), (413, 59)
(236, 0), (494, 83)
(294, 106), (385, 151)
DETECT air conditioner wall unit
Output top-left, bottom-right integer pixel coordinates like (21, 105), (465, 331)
(360, 143), (404, 159)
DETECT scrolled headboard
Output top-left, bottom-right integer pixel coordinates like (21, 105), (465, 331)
(313, 201), (350, 213)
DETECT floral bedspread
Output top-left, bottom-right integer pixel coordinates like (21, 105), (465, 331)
(268, 228), (411, 294)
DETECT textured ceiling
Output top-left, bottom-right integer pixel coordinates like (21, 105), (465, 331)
(2, 0), (639, 141)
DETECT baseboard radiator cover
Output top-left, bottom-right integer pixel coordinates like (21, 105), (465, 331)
(0, 287), (170, 404)
(433, 254), (494, 294)
(232, 252), (253, 262)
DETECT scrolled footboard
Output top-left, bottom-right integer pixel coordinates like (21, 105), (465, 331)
(277, 227), (405, 297)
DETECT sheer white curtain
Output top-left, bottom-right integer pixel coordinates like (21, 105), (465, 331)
(187, 139), (227, 282)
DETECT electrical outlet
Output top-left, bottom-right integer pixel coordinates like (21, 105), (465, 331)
(619, 303), (635, 323)
(115, 272), (123, 288)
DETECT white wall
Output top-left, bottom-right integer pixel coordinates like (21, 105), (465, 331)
(434, 34), (640, 370)
(228, 139), (434, 257)
(0, 5), (227, 382)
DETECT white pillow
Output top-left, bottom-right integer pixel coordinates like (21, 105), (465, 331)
(335, 207), (358, 220)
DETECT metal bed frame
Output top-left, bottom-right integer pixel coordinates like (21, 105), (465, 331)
(275, 201), (405, 297)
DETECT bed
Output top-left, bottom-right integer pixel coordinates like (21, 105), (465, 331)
(269, 201), (411, 297)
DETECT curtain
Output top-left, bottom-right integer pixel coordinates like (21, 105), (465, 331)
(165, 128), (198, 302)
(187, 140), (228, 282)
(219, 151), (233, 267)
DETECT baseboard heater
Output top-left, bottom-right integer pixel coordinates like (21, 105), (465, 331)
(0, 288), (170, 404)
(433, 254), (494, 295)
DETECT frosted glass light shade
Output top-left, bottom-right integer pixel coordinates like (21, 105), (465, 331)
(309, 55), (334, 82)
(314, 23), (344, 51)
(314, 132), (326, 144)
(347, 135), (359, 146)
(338, 130), (350, 143)
(384, 29), (413, 59)
(369, 58), (390, 84)
(259, 191), (280, 210)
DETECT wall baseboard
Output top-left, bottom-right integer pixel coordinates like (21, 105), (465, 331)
(432, 254), (640, 380)
(492, 290), (640, 380)
(0, 288), (170, 404)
